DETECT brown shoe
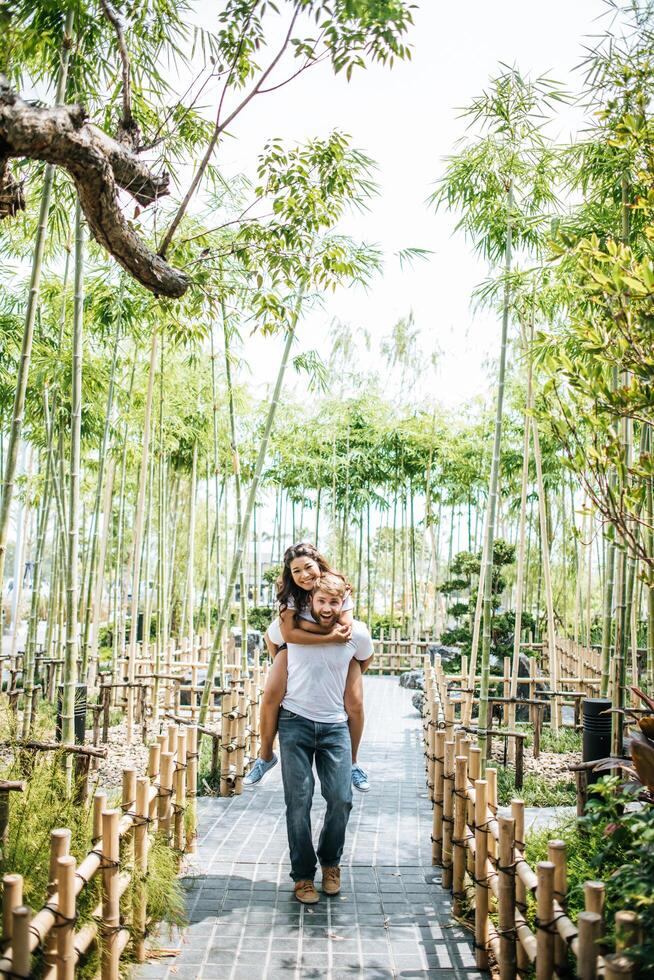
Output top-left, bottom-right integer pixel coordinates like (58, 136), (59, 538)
(322, 866), (341, 896)
(294, 879), (319, 904)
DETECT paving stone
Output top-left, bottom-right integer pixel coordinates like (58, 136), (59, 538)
(133, 677), (478, 980)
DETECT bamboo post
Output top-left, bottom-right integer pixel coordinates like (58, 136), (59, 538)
(147, 743), (160, 829)
(452, 755), (468, 917)
(122, 767), (137, 870)
(235, 689), (247, 794)
(432, 731), (445, 865)
(615, 910), (639, 953)
(101, 809), (120, 980)
(158, 752), (174, 838)
(486, 767), (497, 862)
(220, 691), (231, 797)
(474, 778), (489, 971)
(93, 791), (107, 842)
(56, 855), (76, 980)
(174, 729), (187, 851)
(497, 816), (516, 980)
(133, 776), (149, 963)
(186, 725), (198, 854)
(467, 746), (481, 876)
(603, 954), (634, 979)
(12, 906), (31, 980)
(167, 722), (178, 754)
(2, 873), (22, 943)
(548, 839), (567, 973)
(536, 861), (555, 980)
(442, 740), (455, 889)
(584, 881), (605, 934)
(44, 828), (70, 968)
(427, 710), (437, 801)
(577, 911), (601, 980)
(511, 799), (528, 971)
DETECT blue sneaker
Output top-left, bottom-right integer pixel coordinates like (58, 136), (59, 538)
(244, 753), (278, 786)
(352, 764), (370, 793)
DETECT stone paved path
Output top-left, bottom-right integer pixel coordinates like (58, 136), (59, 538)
(135, 676), (483, 980)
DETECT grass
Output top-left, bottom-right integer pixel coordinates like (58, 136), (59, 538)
(0, 704), (186, 976)
(487, 763), (577, 807)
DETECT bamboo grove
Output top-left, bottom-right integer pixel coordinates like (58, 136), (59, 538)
(0, 0), (653, 788)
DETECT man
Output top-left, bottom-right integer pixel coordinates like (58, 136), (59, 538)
(270, 572), (373, 904)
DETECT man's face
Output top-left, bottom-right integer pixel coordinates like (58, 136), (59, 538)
(311, 589), (344, 629)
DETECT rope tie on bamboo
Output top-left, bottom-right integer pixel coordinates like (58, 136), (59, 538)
(534, 911), (569, 937)
(186, 751), (200, 760)
(157, 786), (174, 799)
(121, 799), (136, 813)
(470, 871), (493, 890)
(122, 810), (153, 826)
(174, 761), (186, 774)
(430, 834), (442, 845)
(452, 832), (474, 847)
(89, 848), (121, 869)
(3, 967), (31, 979)
(43, 903), (79, 929)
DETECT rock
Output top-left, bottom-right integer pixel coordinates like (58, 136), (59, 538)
(427, 644), (460, 664)
(399, 670), (424, 690)
(412, 691), (424, 713)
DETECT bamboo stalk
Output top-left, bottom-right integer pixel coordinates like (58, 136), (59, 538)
(2, 873), (23, 942)
(133, 776), (149, 962)
(474, 779), (489, 970)
(101, 809), (120, 980)
(452, 755), (468, 917)
(56, 856), (76, 980)
(536, 861), (555, 980)
(577, 911), (601, 980)
(497, 816), (516, 980)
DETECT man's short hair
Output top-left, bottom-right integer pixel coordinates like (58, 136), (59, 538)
(312, 573), (347, 599)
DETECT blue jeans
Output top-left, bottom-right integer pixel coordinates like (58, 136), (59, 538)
(277, 707), (353, 881)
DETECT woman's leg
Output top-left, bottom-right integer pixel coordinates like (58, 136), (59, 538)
(259, 648), (288, 761)
(343, 659), (364, 764)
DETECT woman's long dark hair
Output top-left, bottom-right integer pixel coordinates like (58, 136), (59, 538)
(277, 542), (348, 617)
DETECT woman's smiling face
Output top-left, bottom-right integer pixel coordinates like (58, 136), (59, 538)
(289, 556), (321, 591)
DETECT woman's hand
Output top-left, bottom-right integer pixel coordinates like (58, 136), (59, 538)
(327, 622), (352, 643)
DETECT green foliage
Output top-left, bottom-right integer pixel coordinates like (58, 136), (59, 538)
(487, 763), (577, 807)
(526, 777), (654, 970)
(248, 605), (276, 631)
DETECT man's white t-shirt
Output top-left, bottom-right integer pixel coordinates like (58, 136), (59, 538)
(268, 618), (373, 724)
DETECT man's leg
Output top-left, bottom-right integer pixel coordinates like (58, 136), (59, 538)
(344, 659), (364, 763)
(278, 709), (317, 882)
(315, 722), (353, 871)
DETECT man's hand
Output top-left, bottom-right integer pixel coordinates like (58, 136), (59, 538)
(327, 623), (352, 643)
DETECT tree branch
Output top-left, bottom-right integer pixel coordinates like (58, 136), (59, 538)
(158, 6), (300, 258)
(99, 0), (139, 149)
(0, 77), (189, 298)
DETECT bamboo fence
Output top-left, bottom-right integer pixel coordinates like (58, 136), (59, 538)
(422, 655), (640, 979)
(0, 650), (267, 977)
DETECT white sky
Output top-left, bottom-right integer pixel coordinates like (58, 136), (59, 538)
(191, 0), (607, 408)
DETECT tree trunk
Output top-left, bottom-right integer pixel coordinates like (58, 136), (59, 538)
(509, 317), (535, 736)
(478, 187), (512, 762)
(126, 332), (158, 742)
(532, 418), (558, 732)
(62, 200), (83, 780)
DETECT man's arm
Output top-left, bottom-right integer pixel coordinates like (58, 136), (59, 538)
(350, 620), (375, 673)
